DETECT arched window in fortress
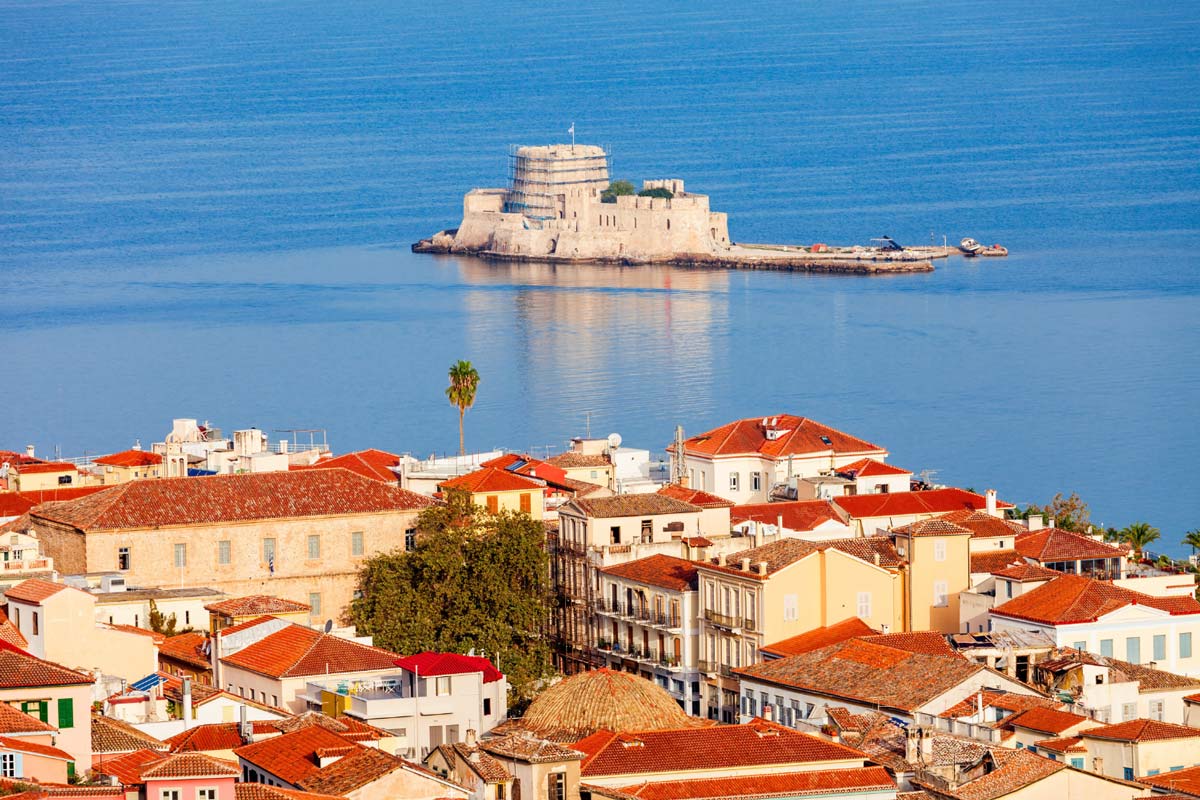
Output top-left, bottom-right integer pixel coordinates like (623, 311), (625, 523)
(666, 218), (671, 230)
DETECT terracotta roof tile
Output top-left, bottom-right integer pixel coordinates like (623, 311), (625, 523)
(14, 463), (77, 475)
(436, 743), (510, 783)
(938, 690), (1060, 719)
(91, 714), (168, 754)
(699, 539), (817, 580)
(892, 518), (975, 537)
(600, 555), (699, 592)
(220, 624), (399, 679)
(761, 618), (877, 659)
(859, 631), (959, 658)
(295, 450), (401, 483)
(571, 494), (699, 518)
(234, 785), (348, 800)
(614, 765), (895, 799)
(393, 652), (503, 683)
(93, 450), (163, 468)
(1034, 735), (1086, 753)
(32, 469), (433, 531)
(479, 732), (582, 763)
(166, 721), (279, 753)
(679, 415), (884, 460)
(818, 537), (904, 567)
(158, 632), (211, 670)
(1080, 718), (1200, 742)
(992, 574), (1200, 624)
(439, 466), (544, 494)
(1014, 528), (1129, 562)
(0, 735), (74, 762)
(0, 702), (54, 735)
(94, 749), (165, 784)
(234, 727), (362, 785)
(519, 669), (699, 741)
(970, 550), (1024, 575)
(4, 578), (70, 604)
(655, 485), (733, 509)
(933, 749), (1063, 800)
(574, 719), (866, 778)
(938, 510), (1026, 539)
(730, 500), (841, 532)
(835, 488), (1012, 519)
(0, 639), (92, 687)
(139, 753), (240, 779)
(837, 458), (912, 478)
(0, 486), (111, 517)
(990, 562), (1062, 581)
(1141, 764), (1200, 794)
(546, 453), (610, 469)
(737, 639), (988, 713)
(206, 596), (311, 617)
(1005, 707), (1091, 735)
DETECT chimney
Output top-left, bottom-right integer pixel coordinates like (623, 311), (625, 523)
(1027, 514), (1044, 532)
(25, 445), (34, 459)
(873, 552), (881, 566)
(762, 703), (773, 722)
(279, 439), (289, 454)
(465, 729), (477, 747)
(740, 558), (751, 572)
(239, 704), (252, 744)
(181, 677), (193, 729)
(985, 489), (998, 517)
(777, 514), (784, 534)
(757, 561), (769, 575)
(717, 553), (727, 566)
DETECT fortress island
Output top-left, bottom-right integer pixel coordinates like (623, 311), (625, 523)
(413, 143), (946, 273)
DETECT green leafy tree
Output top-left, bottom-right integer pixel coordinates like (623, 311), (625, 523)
(148, 598), (179, 637)
(600, 179), (635, 203)
(445, 360), (480, 456)
(349, 497), (553, 707)
(1119, 521), (1161, 562)
(637, 187), (674, 199)
(1018, 492), (1091, 531)
(1184, 529), (1200, 555)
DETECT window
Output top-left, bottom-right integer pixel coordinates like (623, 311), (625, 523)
(436, 676), (452, 696)
(640, 519), (652, 542)
(1126, 637), (1141, 664)
(875, 483), (889, 494)
(0, 754), (14, 778)
(483, 698), (492, 716)
(1071, 758), (1084, 769)
(783, 593), (798, 621)
(263, 538), (276, 568)
(610, 526), (621, 545)
(173, 543), (187, 568)
(933, 540), (947, 562)
(20, 700), (47, 722)
(547, 772), (566, 800)
(218, 540), (231, 565)
(486, 495), (499, 513)
(1100, 638), (1113, 657)
(1072, 641), (1086, 651)
(1154, 634), (1166, 661)
(729, 473), (739, 492)
(405, 528), (417, 551)
(161, 790), (181, 800)
(57, 697), (73, 729)
(198, 790), (217, 800)
(309, 593), (321, 615)
(857, 591), (872, 619)
(1123, 768), (1134, 781)
(1149, 700), (1164, 721)
(31, 612), (38, 636)
(1121, 702), (1137, 721)
(1182, 632), (1194, 659)
(751, 472), (761, 492)
(307, 534), (321, 559)
(351, 531), (364, 556)
(117, 546), (131, 571)
(519, 493), (531, 514)
(933, 580), (948, 608)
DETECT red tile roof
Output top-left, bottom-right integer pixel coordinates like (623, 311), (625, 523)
(761, 618), (878, 659)
(1080, 718), (1200, 743)
(14, 463), (77, 475)
(572, 494), (699, 518)
(1141, 764), (1200, 794)
(932, 748), (1063, 800)
(835, 488), (1012, 520)
(1014, 528), (1128, 562)
(574, 719), (866, 777)
(892, 518), (975, 537)
(93, 450), (163, 468)
(0, 735), (73, 762)
(1034, 735), (1086, 753)
(94, 749), (165, 784)
(295, 450), (402, 483)
(31, 469), (434, 531)
(234, 784), (348, 800)
(655, 485), (733, 509)
(206, 596), (311, 617)
(220, 623), (399, 679)
(393, 652), (503, 683)
(139, 753), (240, 779)
(0, 610), (27, 651)
(819, 537), (904, 567)
(0, 639), (92, 687)
(859, 631), (960, 658)
(234, 727), (412, 795)
(0, 486), (112, 517)
(439, 466), (543, 494)
(838, 458), (911, 478)
(215, 615), (278, 637)
(991, 574), (1200, 625)
(970, 550), (1024, 575)
(613, 765), (895, 799)
(0, 701), (54, 735)
(1005, 707), (1091, 735)
(3, 578), (71, 604)
(938, 690), (1061, 719)
(546, 452), (610, 469)
(481, 454), (571, 487)
(991, 562), (1062, 582)
(679, 415), (885, 460)
(698, 538), (818, 580)
(91, 714), (169, 754)
(166, 722), (280, 753)
(938, 510), (1026, 539)
(730, 500), (841, 532)
(600, 555), (699, 592)
(158, 632), (211, 670)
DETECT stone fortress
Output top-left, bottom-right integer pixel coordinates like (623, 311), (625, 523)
(415, 143), (941, 272)
(426, 144), (731, 262)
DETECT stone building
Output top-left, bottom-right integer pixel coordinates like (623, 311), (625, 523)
(435, 144), (732, 262)
(24, 469), (434, 621)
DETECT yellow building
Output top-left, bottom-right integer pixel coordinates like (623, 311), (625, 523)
(7, 461), (82, 492)
(92, 448), (163, 484)
(26, 469), (434, 623)
(890, 518), (973, 633)
(438, 466), (545, 518)
(547, 439), (614, 489)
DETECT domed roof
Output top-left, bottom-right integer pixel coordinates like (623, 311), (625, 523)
(519, 668), (698, 741)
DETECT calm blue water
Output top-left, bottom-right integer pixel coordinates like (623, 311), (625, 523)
(2, 1), (1198, 553)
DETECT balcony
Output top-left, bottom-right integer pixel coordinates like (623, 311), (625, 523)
(305, 676), (455, 722)
(648, 610), (683, 630)
(696, 660), (737, 679)
(595, 599), (626, 616)
(657, 654), (685, 671)
(704, 609), (747, 631)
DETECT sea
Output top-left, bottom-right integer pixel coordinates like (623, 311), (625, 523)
(1, 1), (1198, 555)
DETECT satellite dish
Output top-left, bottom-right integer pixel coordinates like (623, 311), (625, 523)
(324, 619), (334, 634)
(607, 433), (622, 449)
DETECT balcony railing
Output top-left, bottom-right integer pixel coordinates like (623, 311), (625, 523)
(648, 610), (683, 629)
(704, 609), (746, 630)
(696, 660), (737, 678)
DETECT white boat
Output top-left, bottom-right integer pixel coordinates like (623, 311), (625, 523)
(959, 237), (984, 255)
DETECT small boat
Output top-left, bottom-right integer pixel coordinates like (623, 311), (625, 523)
(978, 243), (1008, 257)
(959, 237), (984, 256)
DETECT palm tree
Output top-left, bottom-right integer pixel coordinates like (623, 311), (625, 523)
(1184, 528), (1200, 556)
(1120, 521), (1161, 562)
(445, 360), (480, 456)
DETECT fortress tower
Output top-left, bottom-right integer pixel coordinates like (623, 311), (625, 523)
(505, 144), (611, 220)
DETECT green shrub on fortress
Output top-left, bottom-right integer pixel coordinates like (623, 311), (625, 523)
(637, 187), (674, 199)
(600, 179), (635, 203)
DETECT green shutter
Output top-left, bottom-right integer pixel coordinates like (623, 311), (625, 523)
(57, 698), (73, 729)
(67, 761), (75, 779)
(38, 701), (48, 723)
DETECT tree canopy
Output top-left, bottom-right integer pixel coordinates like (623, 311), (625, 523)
(1014, 492), (1092, 531)
(600, 180), (635, 203)
(637, 187), (674, 199)
(1118, 521), (1160, 560)
(349, 497), (553, 708)
(445, 360), (480, 456)
(1184, 529), (1200, 554)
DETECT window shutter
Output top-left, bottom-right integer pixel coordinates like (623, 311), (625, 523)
(38, 701), (49, 723)
(57, 698), (73, 729)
